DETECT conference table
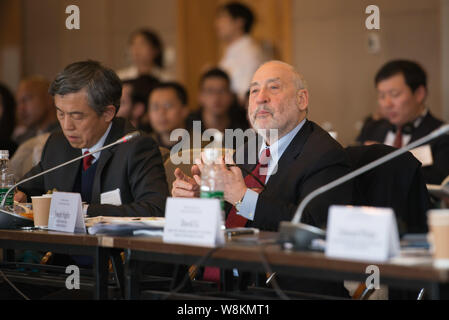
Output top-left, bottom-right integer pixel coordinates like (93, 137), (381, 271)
(0, 229), (111, 299)
(1, 229), (448, 300)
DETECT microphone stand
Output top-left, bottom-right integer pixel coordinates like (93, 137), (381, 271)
(279, 124), (449, 250)
(0, 131), (140, 229)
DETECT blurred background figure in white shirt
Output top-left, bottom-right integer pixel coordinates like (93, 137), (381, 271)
(215, 2), (265, 104)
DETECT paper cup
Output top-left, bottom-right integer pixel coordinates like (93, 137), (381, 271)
(428, 210), (449, 268)
(31, 196), (52, 227)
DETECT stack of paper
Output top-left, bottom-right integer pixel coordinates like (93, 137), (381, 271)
(85, 216), (165, 228)
(88, 222), (163, 236)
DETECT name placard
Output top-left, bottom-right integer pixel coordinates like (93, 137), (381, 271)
(163, 197), (225, 247)
(48, 192), (86, 234)
(325, 205), (400, 262)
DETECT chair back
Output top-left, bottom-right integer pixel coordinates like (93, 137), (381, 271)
(345, 144), (430, 234)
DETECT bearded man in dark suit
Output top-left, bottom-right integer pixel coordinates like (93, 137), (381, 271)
(172, 60), (353, 297)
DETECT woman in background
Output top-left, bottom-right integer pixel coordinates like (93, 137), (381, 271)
(117, 28), (170, 82)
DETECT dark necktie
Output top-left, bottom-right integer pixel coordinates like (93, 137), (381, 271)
(83, 151), (95, 171)
(393, 127), (403, 149)
(203, 147), (271, 284)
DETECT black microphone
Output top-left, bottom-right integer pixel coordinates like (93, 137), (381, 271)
(279, 124), (449, 250)
(0, 131), (141, 213)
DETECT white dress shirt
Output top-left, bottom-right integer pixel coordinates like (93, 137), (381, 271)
(383, 109), (428, 147)
(81, 123), (112, 164)
(219, 35), (264, 101)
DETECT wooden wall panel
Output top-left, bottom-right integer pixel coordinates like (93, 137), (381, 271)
(292, 0), (442, 146)
(0, 0), (23, 90)
(178, 0), (293, 109)
(177, 0), (220, 110)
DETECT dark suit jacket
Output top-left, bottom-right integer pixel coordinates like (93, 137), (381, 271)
(229, 120), (353, 298)
(231, 120), (353, 231)
(356, 112), (449, 184)
(19, 118), (169, 217)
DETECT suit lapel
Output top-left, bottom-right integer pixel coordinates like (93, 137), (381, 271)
(411, 112), (442, 143)
(56, 144), (82, 192)
(278, 120), (313, 161)
(239, 121), (312, 188)
(91, 119), (128, 203)
(263, 121), (312, 189)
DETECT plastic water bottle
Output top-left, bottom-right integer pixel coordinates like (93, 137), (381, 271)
(0, 150), (14, 207)
(200, 147), (226, 230)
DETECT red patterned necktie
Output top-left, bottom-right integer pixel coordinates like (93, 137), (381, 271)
(203, 147), (271, 284)
(393, 127), (403, 149)
(83, 151), (95, 171)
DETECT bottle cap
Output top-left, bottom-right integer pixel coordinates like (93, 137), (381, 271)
(203, 148), (221, 164)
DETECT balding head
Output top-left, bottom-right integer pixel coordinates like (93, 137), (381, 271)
(248, 60), (309, 143)
(257, 61), (307, 91)
(17, 75), (56, 129)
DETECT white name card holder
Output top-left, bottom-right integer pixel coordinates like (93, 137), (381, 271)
(48, 192), (86, 234)
(325, 205), (400, 262)
(163, 197), (225, 247)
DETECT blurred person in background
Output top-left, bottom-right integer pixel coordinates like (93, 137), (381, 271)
(13, 76), (59, 145)
(117, 80), (134, 120)
(117, 75), (159, 131)
(10, 133), (50, 181)
(187, 68), (249, 137)
(356, 60), (449, 185)
(117, 28), (171, 82)
(216, 2), (264, 103)
(0, 83), (18, 155)
(148, 82), (189, 150)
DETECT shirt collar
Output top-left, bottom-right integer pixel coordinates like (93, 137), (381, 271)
(82, 123), (112, 162)
(413, 108), (428, 128)
(391, 108), (428, 135)
(259, 118), (307, 162)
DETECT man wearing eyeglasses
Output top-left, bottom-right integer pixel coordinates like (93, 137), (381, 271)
(15, 60), (168, 218)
